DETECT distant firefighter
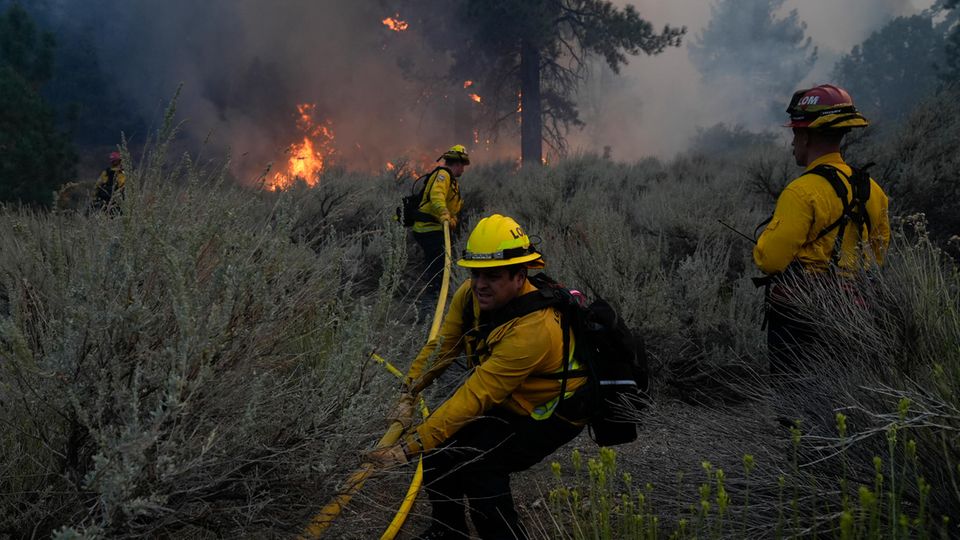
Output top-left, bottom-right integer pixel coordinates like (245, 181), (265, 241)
(93, 151), (126, 211)
(753, 84), (890, 374)
(412, 144), (470, 310)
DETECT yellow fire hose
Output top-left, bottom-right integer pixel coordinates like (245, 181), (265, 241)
(302, 222), (452, 539)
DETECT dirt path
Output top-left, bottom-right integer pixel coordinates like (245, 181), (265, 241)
(327, 397), (791, 539)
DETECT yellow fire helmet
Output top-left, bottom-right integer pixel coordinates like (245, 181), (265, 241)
(458, 214), (544, 268)
(439, 144), (470, 165)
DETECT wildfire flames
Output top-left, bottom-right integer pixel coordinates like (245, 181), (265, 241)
(382, 14), (409, 32)
(463, 80), (474, 88)
(468, 93), (482, 103)
(265, 103), (335, 191)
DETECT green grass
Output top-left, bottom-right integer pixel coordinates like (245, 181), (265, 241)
(545, 404), (949, 539)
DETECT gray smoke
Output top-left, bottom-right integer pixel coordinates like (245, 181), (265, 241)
(34, 0), (486, 182)
(567, 0), (935, 159)
(30, 0), (941, 174)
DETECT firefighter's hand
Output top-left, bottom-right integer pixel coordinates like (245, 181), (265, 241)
(364, 443), (408, 468)
(441, 212), (457, 229)
(387, 392), (416, 429)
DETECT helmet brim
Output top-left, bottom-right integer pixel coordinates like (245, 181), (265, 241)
(785, 114), (869, 130)
(457, 252), (543, 268)
(440, 155), (470, 165)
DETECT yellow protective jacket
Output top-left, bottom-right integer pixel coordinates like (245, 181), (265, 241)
(411, 167), (461, 233)
(754, 153), (890, 275)
(94, 166), (126, 202)
(405, 279), (584, 452)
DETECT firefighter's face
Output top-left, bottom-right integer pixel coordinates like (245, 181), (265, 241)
(448, 161), (466, 178)
(470, 267), (525, 311)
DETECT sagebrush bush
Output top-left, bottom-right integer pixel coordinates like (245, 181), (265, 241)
(0, 111), (423, 537)
(4, 84), (960, 538)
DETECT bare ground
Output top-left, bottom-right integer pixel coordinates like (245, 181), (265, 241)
(322, 395), (795, 539)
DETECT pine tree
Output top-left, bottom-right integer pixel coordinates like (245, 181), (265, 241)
(0, 3), (76, 206)
(406, 0), (685, 165)
(833, 15), (945, 123)
(688, 0), (816, 127)
(940, 0), (960, 84)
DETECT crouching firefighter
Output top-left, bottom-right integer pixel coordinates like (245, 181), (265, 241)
(753, 84), (890, 374)
(368, 214), (588, 540)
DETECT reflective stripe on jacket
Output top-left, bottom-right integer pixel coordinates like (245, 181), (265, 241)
(753, 152), (890, 275)
(412, 168), (461, 233)
(406, 279), (584, 452)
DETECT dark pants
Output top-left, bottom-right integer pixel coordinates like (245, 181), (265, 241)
(413, 230), (445, 296)
(766, 295), (819, 375)
(421, 408), (583, 539)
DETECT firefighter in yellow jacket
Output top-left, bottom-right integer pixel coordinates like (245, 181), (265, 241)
(93, 151), (126, 211)
(370, 214), (587, 540)
(412, 145), (469, 307)
(754, 84), (890, 373)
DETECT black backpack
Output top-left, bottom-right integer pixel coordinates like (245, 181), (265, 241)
(464, 273), (648, 446)
(396, 166), (451, 227)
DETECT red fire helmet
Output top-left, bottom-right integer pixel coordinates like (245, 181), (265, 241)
(784, 84), (869, 130)
(108, 151), (122, 163)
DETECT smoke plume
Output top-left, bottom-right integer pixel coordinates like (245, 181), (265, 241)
(22, 0), (941, 177)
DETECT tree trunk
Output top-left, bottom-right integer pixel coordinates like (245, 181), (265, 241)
(520, 39), (542, 167)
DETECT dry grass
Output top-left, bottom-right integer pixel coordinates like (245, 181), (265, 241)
(2, 89), (960, 538)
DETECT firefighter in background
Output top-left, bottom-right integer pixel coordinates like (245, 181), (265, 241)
(754, 84), (890, 373)
(93, 151), (126, 211)
(369, 214), (586, 540)
(412, 145), (469, 309)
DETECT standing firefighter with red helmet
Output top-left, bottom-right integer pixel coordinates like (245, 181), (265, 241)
(92, 151), (126, 212)
(753, 84), (891, 374)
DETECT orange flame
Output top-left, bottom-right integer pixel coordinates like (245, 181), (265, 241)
(265, 103), (335, 191)
(463, 80), (474, 88)
(382, 15), (409, 32)
(468, 93), (482, 104)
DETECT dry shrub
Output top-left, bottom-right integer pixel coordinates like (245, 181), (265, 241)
(0, 120), (418, 537)
(462, 152), (767, 403)
(761, 225), (960, 534)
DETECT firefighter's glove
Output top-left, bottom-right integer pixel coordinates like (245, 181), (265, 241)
(364, 444), (408, 468)
(387, 392), (416, 429)
(365, 434), (421, 468)
(441, 212), (457, 229)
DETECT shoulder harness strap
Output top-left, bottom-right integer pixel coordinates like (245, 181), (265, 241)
(411, 166), (453, 223)
(808, 163), (874, 265)
(462, 281), (585, 378)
